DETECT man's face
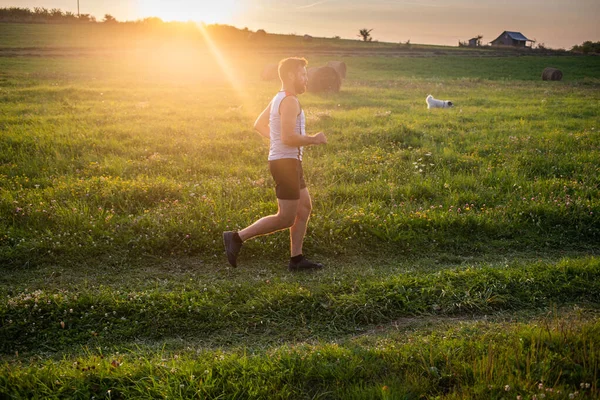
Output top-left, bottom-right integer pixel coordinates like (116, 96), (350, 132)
(292, 66), (308, 94)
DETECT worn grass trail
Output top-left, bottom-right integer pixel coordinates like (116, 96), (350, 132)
(1, 256), (599, 354)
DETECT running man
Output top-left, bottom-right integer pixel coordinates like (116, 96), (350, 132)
(223, 57), (327, 271)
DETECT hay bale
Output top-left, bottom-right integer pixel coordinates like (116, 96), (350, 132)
(542, 67), (563, 81)
(326, 61), (347, 79)
(260, 63), (279, 81)
(303, 34), (313, 42)
(248, 29), (267, 42)
(307, 66), (342, 93)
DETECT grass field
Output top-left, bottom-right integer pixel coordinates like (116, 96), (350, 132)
(1, 23), (600, 399)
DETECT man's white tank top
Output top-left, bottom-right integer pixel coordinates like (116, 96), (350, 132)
(268, 91), (305, 161)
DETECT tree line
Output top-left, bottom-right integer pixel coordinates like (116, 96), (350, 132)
(0, 7), (260, 43)
(571, 41), (600, 54)
(0, 7), (100, 23)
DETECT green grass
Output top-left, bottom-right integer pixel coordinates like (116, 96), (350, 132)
(1, 311), (598, 399)
(2, 257), (600, 355)
(0, 22), (426, 50)
(0, 25), (599, 398)
(346, 55), (600, 81)
(1, 53), (598, 266)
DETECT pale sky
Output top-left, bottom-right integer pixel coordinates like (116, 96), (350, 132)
(3, 0), (599, 49)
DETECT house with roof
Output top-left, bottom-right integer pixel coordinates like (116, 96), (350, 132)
(490, 31), (535, 48)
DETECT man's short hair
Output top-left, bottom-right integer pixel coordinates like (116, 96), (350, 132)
(278, 57), (308, 82)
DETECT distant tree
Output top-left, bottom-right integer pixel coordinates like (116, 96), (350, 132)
(103, 14), (117, 23)
(33, 7), (49, 22)
(33, 7), (49, 16)
(572, 40), (600, 54)
(0, 7), (33, 22)
(476, 34), (483, 46)
(50, 8), (63, 20)
(0, 6), (101, 23)
(78, 13), (95, 23)
(358, 28), (373, 42)
(63, 11), (77, 22)
(333, 35), (341, 40)
(139, 17), (163, 25)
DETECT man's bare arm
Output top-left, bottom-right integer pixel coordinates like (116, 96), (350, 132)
(253, 102), (271, 139)
(280, 97), (327, 147)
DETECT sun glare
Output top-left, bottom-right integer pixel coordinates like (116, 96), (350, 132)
(196, 23), (254, 116)
(139, 0), (239, 24)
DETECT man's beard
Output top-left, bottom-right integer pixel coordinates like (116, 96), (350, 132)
(294, 80), (306, 94)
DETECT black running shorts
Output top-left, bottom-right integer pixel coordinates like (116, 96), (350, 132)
(268, 158), (306, 200)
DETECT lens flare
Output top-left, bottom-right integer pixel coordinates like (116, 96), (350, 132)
(196, 23), (253, 114)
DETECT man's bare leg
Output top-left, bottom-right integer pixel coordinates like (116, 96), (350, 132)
(290, 188), (312, 257)
(288, 188), (323, 271)
(224, 199), (298, 267)
(238, 199), (298, 241)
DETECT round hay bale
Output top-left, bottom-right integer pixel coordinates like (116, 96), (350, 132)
(307, 66), (342, 93)
(248, 29), (267, 42)
(326, 61), (347, 79)
(260, 63), (279, 81)
(541, 67), (563, 81)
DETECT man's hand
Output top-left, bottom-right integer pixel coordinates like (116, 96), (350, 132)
(311, 132), (327, 145)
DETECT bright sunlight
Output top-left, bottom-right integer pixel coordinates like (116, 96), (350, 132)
(138, 0), (241, 24)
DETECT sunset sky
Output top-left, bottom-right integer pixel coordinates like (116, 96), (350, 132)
(3, 0), (599, 49)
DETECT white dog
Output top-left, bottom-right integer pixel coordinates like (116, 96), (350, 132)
(426, 95), (453, 109)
